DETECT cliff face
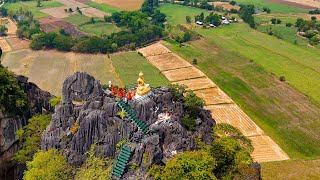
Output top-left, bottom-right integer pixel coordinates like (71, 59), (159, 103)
(0, 75), (53, 180)
(41, 72), (215, 178)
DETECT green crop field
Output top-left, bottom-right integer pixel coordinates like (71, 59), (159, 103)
(3, 1), (64, 18)
(85, 2), (121, 14)
(257, 25), (310, 46)
(159, 4), (211, 25)
(64, 15), (93, 26)
(78, 22), (122, 36)
(163, 37), (320, 159)
(234, 0), (307, 13)
(111, 52), (169, 87)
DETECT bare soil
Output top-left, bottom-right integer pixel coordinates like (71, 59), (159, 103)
(91, 0), (144, 10)
(38, 17), (87, 37)
(0, 39), (11, 52)
(6, 38), (30, 51)
(209, 2), (241, 11)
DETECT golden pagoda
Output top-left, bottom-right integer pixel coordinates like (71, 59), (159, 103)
(136, 71), (151, 96)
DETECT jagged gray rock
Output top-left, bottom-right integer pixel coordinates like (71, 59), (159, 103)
(42, 72), (216, 178)
(62, 72), (102, 103)
(0, 75), (53, 180)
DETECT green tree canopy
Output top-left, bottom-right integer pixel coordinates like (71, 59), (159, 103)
(24, 149), (73, 180)
(13, 114), (51, 163)
(75, 144), (112, 180)
(148, 150), (217, 180)
(0, 64), (28, 116)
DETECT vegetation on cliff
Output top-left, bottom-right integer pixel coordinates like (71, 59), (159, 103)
(0, 64), (28, 116)
(13, 114), (51, 163)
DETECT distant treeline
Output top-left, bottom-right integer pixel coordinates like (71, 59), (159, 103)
(309, 8), (320, 15)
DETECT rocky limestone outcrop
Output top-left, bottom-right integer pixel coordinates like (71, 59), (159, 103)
(0, 75), (53, 180)
(41, 72), (215, 177)
(62, 72), (102, 103)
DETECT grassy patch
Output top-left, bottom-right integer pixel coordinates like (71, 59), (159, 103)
(159, 4), (211, 25)
(163, 37), (320, 159)
(78, 22), (122, 36)
(257, 25), (309, 46)
(111, 52), (169, 87)
(85, 2), (121, 14)
(235, 0), (307, 13)
(3, 1), (64, 18)
(262, 159), (320, 179)
(64, 14), (96, 25)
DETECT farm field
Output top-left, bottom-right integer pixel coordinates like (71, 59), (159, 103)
(162, 38), (320, 159)
(1, 49), (122, 96)
(111, 52), (169, 87)
(85, 1), (121, 14)
(78, 22), (121, 36)
(234, 0), (307, 12)
(159, 4), (211, 25)
(261, 159), (320, 179)
(270, 0), (320, 9)
(91, 0), (144, 10)
(196, 23), (320, 105)
(64, 14), (93, 25)
(3, 1), (64, 18)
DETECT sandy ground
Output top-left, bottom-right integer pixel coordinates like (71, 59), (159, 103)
(209, 2), (241, 11)
(91, 0), (144, 10)
(0, 39), (11, 52)
(138, 42), (290, 163)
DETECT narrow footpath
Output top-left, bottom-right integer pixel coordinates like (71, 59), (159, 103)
(138, 42), (289, 162)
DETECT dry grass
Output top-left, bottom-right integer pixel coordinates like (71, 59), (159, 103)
(209, 2), (241, 11)
(6, 38), (30, 51)
(1, 49), (122, 96)
(0, 39), (11, 52)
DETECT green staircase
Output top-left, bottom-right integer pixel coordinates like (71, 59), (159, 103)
(112, 145), (133, 178)
(117, 99), (149, 134)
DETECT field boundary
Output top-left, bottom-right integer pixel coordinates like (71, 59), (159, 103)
(138, 42), (290, 163)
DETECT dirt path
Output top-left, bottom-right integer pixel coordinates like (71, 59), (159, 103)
(138, 42), (290, 163)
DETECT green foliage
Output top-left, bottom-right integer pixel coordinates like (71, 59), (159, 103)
(143, 152), (150, 168)
(167, 83), (187, 101)
(49, 96), (61, 107)
(75, 144), (112, 180)
(13, 115), (51, 163)
(24, 149), (73, 180)
(239, 5), (256, 29)
(0, 64), (28, 116)
(0, 25), (8, 36)
(116, 138), (128, 151)
(148, 150), (217, 180)
(210, 123), (253, 179)
(70, 121), (79, 134)
(130, 162), (139, 170)
(169, 24), (200, 43)
(182, 114), (196, 131)
(117, 110), (126, 119)
(183, 91), (204, 116)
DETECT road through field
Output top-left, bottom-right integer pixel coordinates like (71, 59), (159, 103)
(138, 42), (290, 163)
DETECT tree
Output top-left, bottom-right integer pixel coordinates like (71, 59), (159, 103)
(230, 1), (236, 6)
(311, 16), (317, 21)
(210, 124), (253, 179)
(200, 12), (205, 21)
(13, 115), (51, 163)
(0, 7), (8, 17)
(186, 16), (191, 23)
(24, 149), (73, 180)
(276, 19), (281, 24)
(90, 17), (95, 23)
(271, 18), (277, 24)
(75, 144), (112, 180)
(36, 0), (41, 7)
(286, 23), (292, 27)
(54, 35), (74, 51)
(148, 150), (217, 180)
(0, 25), (8, 36)
(0, 64), (28, 116)
(50, 96), (61, 107)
